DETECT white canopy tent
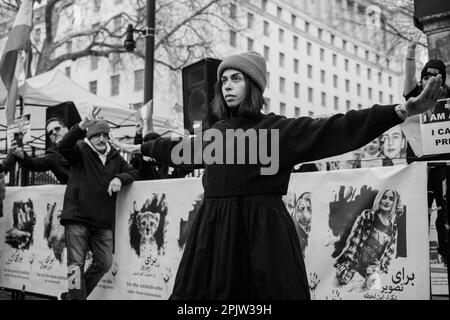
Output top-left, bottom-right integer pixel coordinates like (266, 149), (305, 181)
(0, 69), (184, 154)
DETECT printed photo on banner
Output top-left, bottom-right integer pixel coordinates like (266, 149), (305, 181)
(283, 192), (312, 257)
(6, 114), (31, 149)
(330, 186), (407, 292)
(420, 98), (450, 156)
(304, 125), (408, 171)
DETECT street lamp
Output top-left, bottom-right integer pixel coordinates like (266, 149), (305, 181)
(124, 0), (156, 129)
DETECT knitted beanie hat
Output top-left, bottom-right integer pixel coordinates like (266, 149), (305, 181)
(86, 119), (110, 139)
(217, 51), (266, 93)
(421, 59), (446, 84)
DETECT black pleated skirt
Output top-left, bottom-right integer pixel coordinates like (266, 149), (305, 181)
(170, 194), (310, 300)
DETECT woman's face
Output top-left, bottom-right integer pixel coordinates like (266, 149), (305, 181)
(221, 69), (247, 109)
(380, 190), (395, 213)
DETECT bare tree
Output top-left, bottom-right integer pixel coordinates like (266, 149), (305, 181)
(1, 0), (235, 76)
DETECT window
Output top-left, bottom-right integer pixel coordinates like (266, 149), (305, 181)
(305, 21), (310, 33)
(356, 63), (361, 76)
(367, 68), (371, 80)
(294, 58), (299, 73)
(368, 87), (372, 99)
(354, 45), (358, 55)
(264, 46), (270, 61)
(358, 103), (362, 110)
(321, 92), (326, 107)
(112, 52), (120, 67)
(295, 107), (300, 117)
(278, 28), (284, 43)
(247, 12), (254, 28)
(89, 80), (97, 94)
(262, 0), (267, 11)
(376, 54), (380, 64)
(318, 28), (323, 40)
(379, 91), (383, 103)
(365, 50), (369, 61)
(334, 96), (339, 110)
(94, 0), (101, 12)
(345, 79), (350, 92)
(263, 20), (270, 36)
(247, 38), (254, 51)
(342, 39), (347, 50)
(388, 76), (393, 87)
(320, 48), (325, 61)
(307, 42), (312, 56)
(132, 102), (143, 110)
(90, 55), (99, 70)
(293, 35), (298, 50)
(113, 15), (122, 31)
(294, 82), (300, 98)
(65, 66), (71, 78)
(332, 54), (337, 67)
(333, 75), (338, 88)
(277, 6), (282, 18)
(280, 102), (286, 115)
(230, 3), (237, 20)
(346, 100), (351, 111)
(229, 30), (237, 47)
(308, 87), (313, 103)
(279, 77), (286, 93)
(266, 72), (270, 88)
(378, 72), (382, 84)
(66, 40), (72, 53)
(134, 69), (144, 91)
(279, 52), (285, 68)
(308, 111), (314, 117)
(320, 70), (325, 84)
(386, 59), (390, 68)
(389, 94), (393, 104)
(330, 34), (335, 45)
(291, 14), (296, 27)
(344, 59), (349, 71)
(307, 64), (313, 79)
(111, 75), (120, 96)
(357, 83), (361, 96)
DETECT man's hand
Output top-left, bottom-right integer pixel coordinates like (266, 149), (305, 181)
(107, 177), (122, 196)
(10, 140), (25, 159)
(79, 107), (101, 130)
(405, 74), (444, 116)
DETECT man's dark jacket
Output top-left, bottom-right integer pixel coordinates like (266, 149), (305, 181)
(58, 125), (138, 229)
(18, 147), (70, 184)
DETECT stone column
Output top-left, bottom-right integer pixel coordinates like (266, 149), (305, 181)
(417, 11), (450, 86)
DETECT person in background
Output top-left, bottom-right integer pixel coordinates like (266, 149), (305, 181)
(403, 40), (449, 266)
(57, 116), (138, 300)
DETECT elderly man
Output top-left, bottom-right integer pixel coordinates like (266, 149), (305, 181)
(57, 116), (138, 300)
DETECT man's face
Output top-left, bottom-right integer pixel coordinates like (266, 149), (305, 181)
(382, 127), (404, 159)
(46, 121), (68, 145)
(89, 133), (109, 154)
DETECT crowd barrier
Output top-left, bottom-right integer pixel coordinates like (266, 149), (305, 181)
(0, 162), (446, 299)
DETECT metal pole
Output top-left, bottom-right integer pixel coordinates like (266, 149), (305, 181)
(144, 0), (155, 129)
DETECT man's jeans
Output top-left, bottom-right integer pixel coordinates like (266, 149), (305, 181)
(65, 223), (113, 300)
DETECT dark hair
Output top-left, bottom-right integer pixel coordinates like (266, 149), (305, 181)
(209, 73), (266, 123)
(45, 117), (66, 129)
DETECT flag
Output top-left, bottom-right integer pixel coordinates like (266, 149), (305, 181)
(0, 0), (33, 125)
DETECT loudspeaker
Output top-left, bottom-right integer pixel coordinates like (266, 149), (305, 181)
(45, 101), (81, 148)
(182, 57), (222, 134)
